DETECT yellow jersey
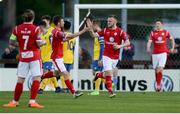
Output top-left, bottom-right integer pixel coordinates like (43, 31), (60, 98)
(93, 36), (104, 60)
(63, 32), (75, 64)
(40, 27), (54, 62)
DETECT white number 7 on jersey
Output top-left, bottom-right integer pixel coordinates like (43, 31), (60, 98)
(22, 35), (29, 50)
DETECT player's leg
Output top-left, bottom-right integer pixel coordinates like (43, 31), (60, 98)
(155, 53), (167, 91)
(29, 60), (44, 108)
(103, 56), (116, 98)
(53, 58), (83, 98)
(3, 62), (28, 107)
(113, 67), (118, 93)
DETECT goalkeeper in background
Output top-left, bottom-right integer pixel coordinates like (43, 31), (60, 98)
(89, 20), (104, 95)
(38, 15), (61, 94)
(59, 20), (75, 92)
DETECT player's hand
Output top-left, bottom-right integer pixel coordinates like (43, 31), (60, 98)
(113, 44), (121, 50)
(86, 18), (93, 29)
(98, 60), (103, 67)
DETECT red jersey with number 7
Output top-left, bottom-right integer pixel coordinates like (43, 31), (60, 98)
(12, 23), (41, 62)
(97, 27), (128, 59)
(150, 30), (171, 54)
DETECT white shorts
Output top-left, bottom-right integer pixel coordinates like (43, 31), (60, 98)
(53, 58), (67, 72)
(152, 52), (167, 69)
(17, 60), (43, 78)
(103, 56), (118, 71)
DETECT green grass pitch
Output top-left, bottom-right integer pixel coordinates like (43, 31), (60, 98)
(1, 91), (180, 113)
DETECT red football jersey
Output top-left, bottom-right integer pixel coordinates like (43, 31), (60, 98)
(97, 27), (128, 59)
(13, 23), (41, 62)
(150, 30), (171, 54)
(51, 27), (65, 59)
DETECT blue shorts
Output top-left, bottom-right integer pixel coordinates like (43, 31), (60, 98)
(64, 64), (73, 72)
(43, 62), (53, 70)
(92, 60), (103, 72)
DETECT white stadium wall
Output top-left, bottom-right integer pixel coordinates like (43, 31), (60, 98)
(0, 68), (179, 92)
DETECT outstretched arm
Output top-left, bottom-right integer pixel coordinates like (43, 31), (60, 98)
(169, 36), (175, 53)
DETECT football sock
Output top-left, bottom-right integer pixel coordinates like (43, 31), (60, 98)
(51, 77), (59, 88)
(39, 78), (48, 90)
(105, 76), (113, 93)
(65, 79), (75, 94)
(14, 83), (23, 101)
(95, 78), (101, 91)
(156, 72), (162, 87)
(30, 80), (40, 100)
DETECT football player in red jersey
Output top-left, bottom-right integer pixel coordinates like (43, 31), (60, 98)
(87, 15), (130, 98)
(147, 19), (175, 92)
(51, 15), (89, 98)
(3, 9), (45, 108)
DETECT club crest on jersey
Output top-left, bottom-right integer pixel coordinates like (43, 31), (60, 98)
(109, 37), (114, 42)
(158, 36), (162, 41)
(161, 32), (165, 36)
(114, 32), (117, 36)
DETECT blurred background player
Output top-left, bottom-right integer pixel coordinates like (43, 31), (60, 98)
(147, 19), (175, 92)
(59, 20), (75, 93)
(3, 9), (45, 108)
(38, 15), (61, 94)
(51, 15), (89, 98)
(87, 15), (130, 98)
(89, 20), (104, 96)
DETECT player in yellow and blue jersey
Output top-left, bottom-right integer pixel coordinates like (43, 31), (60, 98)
(59, 20), (75, 92)
(38, 15), (61, 94)
(89, 20), (104, 95)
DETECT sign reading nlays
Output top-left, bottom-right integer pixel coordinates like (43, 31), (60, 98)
(0, 69), (179, 92)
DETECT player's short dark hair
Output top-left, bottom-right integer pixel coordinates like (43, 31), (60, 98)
(41, 15), (51, 21)
(64, 20), (71, 30)
(155, 18), (163, 23)
(108, 14), (118, 21)
(22, 9), (35, 22)
(38, 20), (47, 27)
(53, 15), (63, 26)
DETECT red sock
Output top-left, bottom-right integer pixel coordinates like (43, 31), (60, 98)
(105, 76), (113, 94)
(65, 79), (75, 94)
(14, 83), (23, 101)
(42, 71), (54, 79)
(97, 72), (105, 79)
(156, 72), (162, 87)
(30, 80), (40, 100)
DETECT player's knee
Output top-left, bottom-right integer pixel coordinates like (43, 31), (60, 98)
(32, 76), (41, 82)
(17, 77), (25, 83)
(156, 67), (163, 73)
(62, 71), (70, 80)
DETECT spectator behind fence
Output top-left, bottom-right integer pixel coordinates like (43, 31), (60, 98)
(79, 47), (92, 69)
(1, 45), (19, 68)
(117, 43), (135, 69)
(168, 38), (180, 69)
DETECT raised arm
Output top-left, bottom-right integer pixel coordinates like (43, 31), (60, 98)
(63, 25), (89, 41)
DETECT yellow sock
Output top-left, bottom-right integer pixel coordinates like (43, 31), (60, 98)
(61, 76), (67, 88)
(50, 77), (59, 88)
(95, 78), (101, 91)
(40, 78), (49, 89)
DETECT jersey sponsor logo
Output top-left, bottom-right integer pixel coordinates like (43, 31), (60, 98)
(21, 51), (33, 58)
(158, 36), (162, 41)
(154, 75), (173, 92)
